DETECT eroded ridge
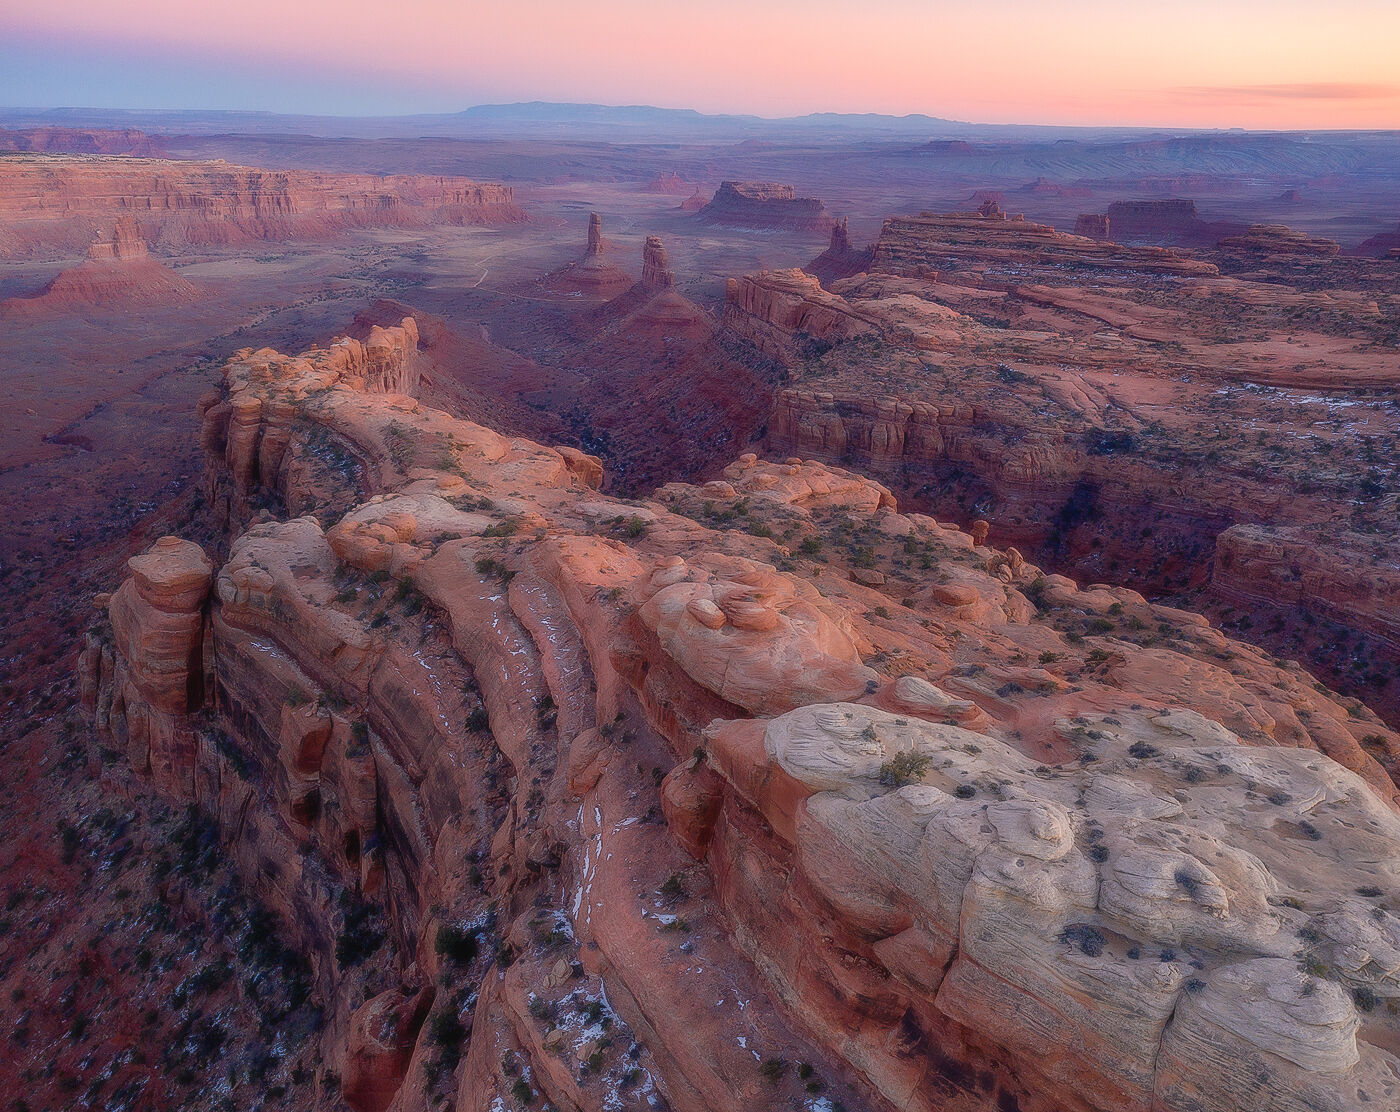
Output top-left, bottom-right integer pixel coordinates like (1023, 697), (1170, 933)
(82, 320), (1400, 1112)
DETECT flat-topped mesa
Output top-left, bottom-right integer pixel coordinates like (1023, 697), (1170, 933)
(1075, 213), (1111, 239)
(870, 211), (1219, 278)
(640, 235), (674, 290)
(697, 180), (836, 234)
(0, 157), (526, 258)
(1216, 224), (1341, 259)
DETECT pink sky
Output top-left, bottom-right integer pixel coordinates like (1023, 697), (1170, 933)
(3, 0), (1399, 127)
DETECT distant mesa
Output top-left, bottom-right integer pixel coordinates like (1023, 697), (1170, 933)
(679, 188), (710, 212)
(643, 171), (693, 195)
(0, 216), (199, 314)
(696, 181), (835, 234)
(538, 212), (634, 298)
(0, 126), (165, 157)
(1277, 188), (1304, 204)
(1019, 177), (1093, 199)
(806, 217), (874, 284)
(918, 139), (976, 156)
(1356, 222), (1400, 259)
(868, 208), (1217, 279)
(1216, 224), (1340, 260)
(1074, 213), (1111, 239)
(0, 158), (526, 259)
(1102, 198), (1243, 247)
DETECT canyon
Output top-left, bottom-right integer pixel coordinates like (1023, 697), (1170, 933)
(3, 115), (1400, 1112)
(76, 320), (1400, 1112)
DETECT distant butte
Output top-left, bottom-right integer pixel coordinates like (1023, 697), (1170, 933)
(696, 180), (835, 234)
(538, 212), (634, 298)
(0, 216), (199, 314)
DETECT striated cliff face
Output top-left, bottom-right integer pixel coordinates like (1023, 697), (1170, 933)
(869, 211), (1217, 278)
(721, 269), (877, 364)
(721, 207), (1400, 725)
(79, 319), (1400, 1112)
(0, 156), (525, 258)
(697, 180), (835, 234)
(1216, 224), (1341, 259)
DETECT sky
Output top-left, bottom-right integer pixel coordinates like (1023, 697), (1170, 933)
(1, 0), (1398, 129)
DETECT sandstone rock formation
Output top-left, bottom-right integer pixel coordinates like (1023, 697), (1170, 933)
(539, 212), (634, 299)
(807, 216), (874, 284)
(642, 171), (692, 195)
(0, 156), (525, 259)
(0, 216), (199, 313)
(80, 318), (1400, 1112)
(678, 188), (709, 212)
(1217, 224), (1340, 259)
(639, 235), (674, 291)
(696, 180), (835, 234)
(1074, 213), (1110, 238)
(0, 125), (164, 156)
(721, 207), (1400, 726)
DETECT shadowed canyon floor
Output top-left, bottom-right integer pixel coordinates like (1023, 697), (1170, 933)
(2, 122), (1400, 1112)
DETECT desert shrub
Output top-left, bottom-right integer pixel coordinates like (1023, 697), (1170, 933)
(435, 923), (479, 965)
(880, 751), (930, 786)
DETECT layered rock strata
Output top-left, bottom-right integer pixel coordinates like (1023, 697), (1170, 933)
(697, 180), (835, 234)
(80, 320), (1400, 1112)
(0, 156), (525, 258)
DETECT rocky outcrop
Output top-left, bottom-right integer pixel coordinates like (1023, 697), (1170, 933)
(0, 216), (199, 312)
(1074, 213), (1110, 238)
(80, 317), (1400, 1112)
(1217, 224), (1340, 259)
(643, 171), (692, 195)
(0, 156), (526, 258)
(1213, 524), (1400, 649)
(640, 235), (674, 290)
(724, 205), (1400, 734)
(870, 211), (1217, 278)
(539, 212), (633, 298)
(679, 188), (709, 212)
(806, 217), (874, 284)
(696, 180), (835, 234)
(722, 269), (877, 364)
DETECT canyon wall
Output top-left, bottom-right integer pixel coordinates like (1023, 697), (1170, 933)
(0, 157), (526, 258)
(79, 319), (1400, 1112)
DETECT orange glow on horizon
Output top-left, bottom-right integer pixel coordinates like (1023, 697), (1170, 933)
(3, 0), (1399, 128)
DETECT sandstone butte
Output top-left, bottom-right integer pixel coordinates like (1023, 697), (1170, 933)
(538, 212), (635, 299)
(0, 156), (525, 259)
(736, 204), (1400, 725)
(696, 180), (836, 234)
(0, 215), (200, 314)
(82, 316), (1400, 1112)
